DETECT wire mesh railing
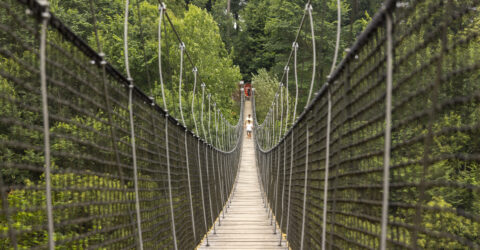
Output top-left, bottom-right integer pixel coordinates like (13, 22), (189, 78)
(254, 0), (480, 249)
(0, 0), (243, 249)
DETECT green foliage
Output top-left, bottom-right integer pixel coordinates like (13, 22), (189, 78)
(159, 5), (242, 126)
(251, 68), (277, 122)
(0, 173), (137, 248)
(49, 0), (241, 126)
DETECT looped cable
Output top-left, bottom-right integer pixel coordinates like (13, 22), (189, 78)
(201, 82), (207, 138)
(274, 93), (279, 144)
(158, 3), (167, 111)
(284, 66), (290, 134)
(179, 42), (186, 126)
(292, 42), (299, 125)
(279, 82), (284, 142)
(124, 0), (132, 81)
(329, 0), (342, 77)
(305, 3), (316, 108)
(208, 93), (212, 144)
(191, 67), (199, 135)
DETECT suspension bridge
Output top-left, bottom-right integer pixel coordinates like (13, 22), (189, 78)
(1, 0), (480, 249)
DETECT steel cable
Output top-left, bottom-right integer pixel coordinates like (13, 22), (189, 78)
(39, 2), (55, 249)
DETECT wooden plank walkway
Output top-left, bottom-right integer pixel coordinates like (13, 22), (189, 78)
(198, 100), (287, 250)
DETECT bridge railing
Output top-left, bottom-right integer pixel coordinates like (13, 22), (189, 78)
(254, 0), (480, 249)
(0, 0), (242, 249)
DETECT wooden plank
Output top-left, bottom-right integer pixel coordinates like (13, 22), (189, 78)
(197, 101), (288, 250)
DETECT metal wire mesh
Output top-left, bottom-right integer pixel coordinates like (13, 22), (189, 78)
(255, 0), (480, 249)
(0, 0), (242, 248)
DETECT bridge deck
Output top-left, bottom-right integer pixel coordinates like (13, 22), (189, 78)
(198, 101), (287, 249)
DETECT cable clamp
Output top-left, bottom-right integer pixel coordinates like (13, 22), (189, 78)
(292, 42), (299, 49)
(305, 3), (313, 12)
(179, 42), (185, 50)
(159, 3), (167, 11)
(193, 67), (198, 73)
(149, 97), (155, 106)
(41, 11), (51, 20)
(201, 82), (206, 88)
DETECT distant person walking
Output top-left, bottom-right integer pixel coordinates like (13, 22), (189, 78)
(246, 120), (253, 139)
(246, 114), (253, 124)
(245, 114), (253, 139)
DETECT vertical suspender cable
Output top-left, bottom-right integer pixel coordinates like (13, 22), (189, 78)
(273, 143), (281, 234)
(279, 139), (287, 246)
(279, 83), (284, 141)
(321, 89), (332, 250)
(284, 66), (290, 133)
(300, 128), (310, 250)
(124, 0), (143, 247)
(178, 42), (186, 126)
(214, 104), (226, 218)
(184, 130), (196, 242)
(191, 68), (199, 135)
(200, 87), (215, 234)
(90, 1), (139, 244)
(158, 4), (167, 111)
(208, 94), (212, 144)
(165, 117), (178, 250)
(207, 95), (220, 227)
(292, 42), (299, 124)
(123, 0), (132, 81)
(329, 0), (342, 77)
(128, 87), (143, 248)
(285, 130), (294, 245)
(275, 94), (279, 143)
(380, 12), (394, 250)
(201, 83), (207, 138)
(321, 1), (341, 247)
(197, 139), (209, 246)
(305, 4), (316, 107)
(39, 3), (54, 248)
(157, 5), (178, 247)
(204, 142), (215, 234)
